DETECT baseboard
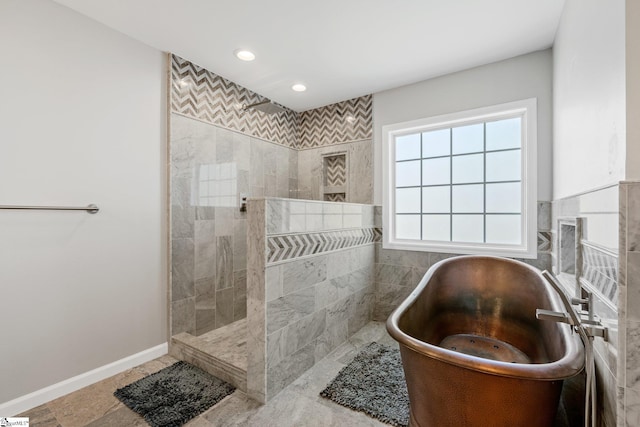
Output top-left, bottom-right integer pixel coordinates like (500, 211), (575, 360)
(0, 342), (168, 416)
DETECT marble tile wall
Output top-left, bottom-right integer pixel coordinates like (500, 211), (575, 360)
(551, 184), (619, 427)
(372, 201), (555, 320)
(618, 181), (640, 427)
(246, 198), (377, 402)
(170, 114), (298, 337)
(297, 139), (373, 204)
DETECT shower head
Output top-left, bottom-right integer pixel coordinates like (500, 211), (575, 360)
(243, 100), (287, 115)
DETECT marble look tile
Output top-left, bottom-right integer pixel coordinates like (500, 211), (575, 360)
(214, 206), (233, 237)
(266, 287), (316, 334)
(196, 308), (216, 336)
(265, 174), (277, 197)
(521, 253), (553, 272)
(626, 386), (640, 427)
(201, 391), (261, 426)
(265, 265), (283, 302)
(282, 256), (328, 294)
(216, 236), (233, 290)
(323, 214), (343, 230)
(314, 319), (349, 362)
(171, 176), (192, 209)
(618, 386), (626, 427)
(172, 297), (196, 335)
(593, 352), (617, 427)
(215, 287), (234, 328)
(326, 250), (354, 280)
(348, 140), (374, 204)
(266, 199), (289, 235)
(627, 252), (640, 322)
(195, 277), (216, 305)
(233, 270), (247, 321)
(171, 205), (195, 239)
(621, 184), (628, 255)
(288, 179), (299, 198)
(325, 294), (355, 327)
(289, 149), (298, 179)
(306, 214), (323, 231)
(343, 214), (362, 228)
(315, 279), (340, 311)
(626, 184), (640, 252)
(246, 198), (267, 403)
(233, 133), (251, 172)
(233, 219), (247, 272)
(362, 206), (374, 228)
(172, 238), (195, 301)
(282, 309), (327, 357)
(627, 321), (640, 389)
(249, 139), (265, 189)
(215, 128), (234, 163)
(537, 201), (552, 230)
(266, 342), (315, 400)
(374, 205), (382, 228)
(374, 283), (414, 319)
(323, 203), (343, 215)
(375, 263), (414, 286)
(195, 220), (216, 280)
(263, 144), (278, 177)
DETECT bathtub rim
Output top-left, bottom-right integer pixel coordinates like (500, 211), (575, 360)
(386, 255), (585, 381)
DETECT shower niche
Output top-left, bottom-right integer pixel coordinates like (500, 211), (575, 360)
(322, 152), (348, 202)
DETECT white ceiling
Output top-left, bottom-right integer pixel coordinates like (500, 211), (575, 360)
(53, 0), (565, 112)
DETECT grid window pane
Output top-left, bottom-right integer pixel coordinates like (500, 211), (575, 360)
(452, 215), (484, 243)
(486, 117), (521, 151)
(422, 186), (450, 213)
(396, 133), (421, 161)
(396, 188), (421, 213)
(452, 184), (483, 213)
(486, 182), (521, 213)
(452, 154), (483, 184)
(422, 158), (450, 186)
(396, 215), (421, 240)
(486, 150), (521, 182)
(422, 215), (450, 241)
(422, 129), (450, 158)
(396, 160), (421, 187)
(452, 123), (483, 154)
(486, 215), (521, 244)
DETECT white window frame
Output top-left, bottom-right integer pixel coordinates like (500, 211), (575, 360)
(382, 98), (537, 258)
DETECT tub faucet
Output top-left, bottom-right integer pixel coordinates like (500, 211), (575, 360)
(535, 309), (573, 325)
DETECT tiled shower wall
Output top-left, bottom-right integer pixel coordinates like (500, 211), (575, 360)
(170, 114), (297, 336)
(246, 198), (378, 402)
(551, 185), (619, 427)
(169, 54), (374, 337)
(372, 202), (554, 320)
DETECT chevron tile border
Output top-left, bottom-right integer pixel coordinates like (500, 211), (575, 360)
(170, 54), (373, 151)
(267, 228), (382, 264)
(537, 231), (552, 253)
(170, 55), (298, 148)
(298, 95), (373, 149)
(581, 242), (618, 305)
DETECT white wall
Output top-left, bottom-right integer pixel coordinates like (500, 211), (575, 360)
(627, 0), (640, 180)
(0, 0), (167, 405)
(553, 0), (626, 199)
(373, 50), (553, 204)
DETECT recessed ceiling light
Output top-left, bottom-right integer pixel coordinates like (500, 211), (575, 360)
(234, 49), (255, 61)
(292, 83), (307, 92)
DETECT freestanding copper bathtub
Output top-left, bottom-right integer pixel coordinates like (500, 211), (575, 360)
(387, 256), (584, 427)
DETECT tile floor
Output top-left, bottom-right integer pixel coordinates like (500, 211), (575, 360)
(19, 321), (396, 427)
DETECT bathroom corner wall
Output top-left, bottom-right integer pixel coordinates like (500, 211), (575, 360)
(373, 202), (554, 320)
(169, 55), (298, 337)
(297, 95), (374, 203)
(246, 198), (378, 402)
(551, 185), (619, 427)
(619, 181), (640, 427)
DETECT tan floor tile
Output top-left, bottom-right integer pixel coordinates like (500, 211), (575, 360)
(17, 404), (61, 427)
(84, 406), (147, 427)
(47, 368), (145, 427)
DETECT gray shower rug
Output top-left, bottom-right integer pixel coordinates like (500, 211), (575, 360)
(114, 361), (235, 427)
(320, 342), (409, 427)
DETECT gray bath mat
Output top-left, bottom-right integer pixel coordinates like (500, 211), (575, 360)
(114, 361), (235, 427)
(320, 342), (409, 427)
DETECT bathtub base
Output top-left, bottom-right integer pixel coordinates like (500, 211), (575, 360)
(401, 345), (563, 427)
